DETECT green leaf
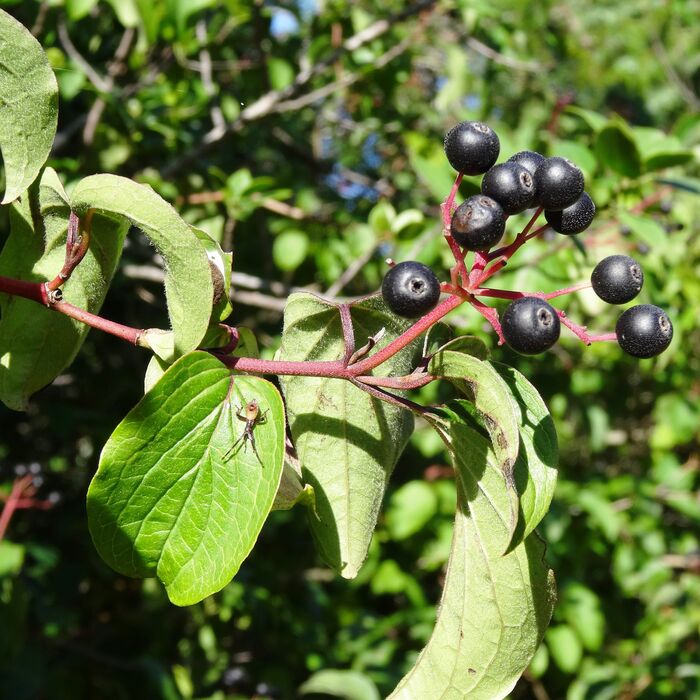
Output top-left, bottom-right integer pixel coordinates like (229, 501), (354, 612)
(0, 170), (127, 410)
(0, 541), (25, 577)
(595, 122), (642, 178)
(87, 352), (285, 606)
(278, 293), (418, 578)
(565, 106), (608, 133)
(560, 583), (605, 652)
(300, 669), (381, 700)
(404, 131), (457, 203)
(272, 460), (316, 512)
(267, 57), (295, 90)
(144, 354), (170, 393)
(71, 175), (213, 355)
(385, 481), (439, 541)
(617, 212), (666, 249)
(192, 226), (232, 323)
(429, 350), (520, 475)
(494, 364), (558, 550)
(272, 230), (309, 272)
(632, 127), (694, 172)
(388, 423), (555, 700)
(546, 625), (583, 673)
(0, 10), (59, 203)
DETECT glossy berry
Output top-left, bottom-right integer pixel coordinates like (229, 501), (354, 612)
(501, 297), (561, 355)
(481, 162), (536, 214)
(443, 121), (500, 175)
(507, 150), (545, 176)
(591, 255), (643, 304)
(450, 195), (505, 251)
(381, 261), (441, 318)
(545, 192), (596, 234)
(533, 157), (584, 210)
(616, 304), (673, 358)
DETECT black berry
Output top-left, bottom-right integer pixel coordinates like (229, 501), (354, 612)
(507, 150), (545, 176)
(501, 297), (561, 355)
(591, 255), (644, 304)
(481, 162), (536, 214)
(533, 157), (584, 210)
(443, 121), (500, 175)
(545, 192), (596, 234)
(450, 195), (505, 251)
(381, 261), (441, 318)
(616, 304), (673, 358)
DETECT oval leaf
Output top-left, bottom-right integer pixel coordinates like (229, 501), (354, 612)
(0, 170), (127, 410)
(389, 423), (555, 700)
(71, 174), (213, 355)
(300, 669), (380, 700)
(429, 349), (520, 475)
(279, 293), (418, 579)
(0, 10), (58, 203)
(494, 364), (558, 550)
(595, 122), (641, 178)
(87, 352), (285, 606)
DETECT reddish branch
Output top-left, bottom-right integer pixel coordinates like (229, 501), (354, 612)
(0, 177), (665, 400)
(0, 475), (55, 541)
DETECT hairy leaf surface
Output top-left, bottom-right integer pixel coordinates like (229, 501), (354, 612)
(71, 175), (213, 355)
(87, 352), (285, 606)
(0, 10), (58, 203)
(389, 422), (555, 700)
(0, 170), (126, 410)
(279, 293), (418, 578)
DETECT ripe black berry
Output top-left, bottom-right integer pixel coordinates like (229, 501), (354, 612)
(591, 255), (643, 305)
(533, 157), (584, 210)
(450, 195), (505, 251)
(443, 121), (500, 175)
(544, 192), (596, 234)
(381, 261), (441, 318)
(501, 297), (561, 355)
(507, 150), (545, 176)
(481, 162), (536, 214)
(616, 304), (673, 358)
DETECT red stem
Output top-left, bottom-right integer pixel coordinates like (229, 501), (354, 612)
(53, 301), (142, 345)
(0, 476), (33, 541)
(0, 276), (48, 305)
(350, 293), (465, 375)
(441, 173), (469, 285)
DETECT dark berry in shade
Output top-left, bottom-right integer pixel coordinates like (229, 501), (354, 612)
(616, 304), (673, 358)
(450, 195), (506, 251)
(501, 297), (561, 355)
(545, 192), (596, 234)
(591, 255), (643, 304)
(481, 162), (536, 214)
(381, 261), (441, 318)
(507, 150), (546, 176)
(443, 121), (500, 175)
(533, 157), (584, 210)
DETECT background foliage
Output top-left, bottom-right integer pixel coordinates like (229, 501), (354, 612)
(1, 1), (699, 698)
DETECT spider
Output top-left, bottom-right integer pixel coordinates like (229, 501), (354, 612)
(224, 399), (268, 465)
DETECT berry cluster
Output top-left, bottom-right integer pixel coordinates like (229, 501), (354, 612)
(381, 120), (674, 359)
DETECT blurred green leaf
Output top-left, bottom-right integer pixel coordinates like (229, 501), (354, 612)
(300, 669), (380, 700)
(385, 481), (438, 541)
(595, 122), (642, 177)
